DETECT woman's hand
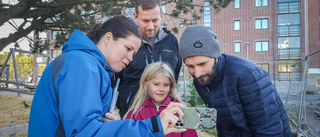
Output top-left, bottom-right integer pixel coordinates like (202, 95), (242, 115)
(103, 111), (121, 122)
(159, 102), (187, 135)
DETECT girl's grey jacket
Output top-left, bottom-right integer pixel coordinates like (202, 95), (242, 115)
(195, 54), (291, 137)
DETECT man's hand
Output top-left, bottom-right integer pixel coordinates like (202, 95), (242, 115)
(103, 111), (121, 122)
(159, 102), (187, 135)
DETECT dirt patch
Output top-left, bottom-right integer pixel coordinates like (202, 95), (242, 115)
(286, 95), (320, 137)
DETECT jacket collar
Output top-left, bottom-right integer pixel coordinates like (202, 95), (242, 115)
(194, 54), (225, 89)
(143, 96), (176, 107)
(142, 27), (169, 46)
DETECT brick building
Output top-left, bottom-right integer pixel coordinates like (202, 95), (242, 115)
(162, 0), (319, 82)
(46, 0), (319, 83)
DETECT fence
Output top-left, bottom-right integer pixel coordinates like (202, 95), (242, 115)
(0, 123), (28, 136)
(284, 49), (320, 137)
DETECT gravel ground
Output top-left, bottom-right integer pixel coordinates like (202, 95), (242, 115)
(285, 94), (320, 137)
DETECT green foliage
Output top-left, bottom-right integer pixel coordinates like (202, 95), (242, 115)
(0, 52), (34, 81)
(192, 12), (201, 20)
(100, 2), (114, 15)
(30, 34), (50, 53)
(185, 75), (205, 107)
(14, 42), (20, 49)
(171, 10), (180, 18)
(171, 27), (179, 34)
(54, 32), (68, 48)
(202, 129), (218, 136)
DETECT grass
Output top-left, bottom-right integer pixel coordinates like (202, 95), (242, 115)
(0, 94), (32, 137)
(202, 129), (217, 136)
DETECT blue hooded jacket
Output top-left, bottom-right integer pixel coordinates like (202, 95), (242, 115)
(29, 29), (164, 137)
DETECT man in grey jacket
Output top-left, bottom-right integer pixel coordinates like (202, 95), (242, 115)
(115, 0), (182, 117)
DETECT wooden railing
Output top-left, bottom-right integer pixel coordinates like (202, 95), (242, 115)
(0, 123), (28, 136)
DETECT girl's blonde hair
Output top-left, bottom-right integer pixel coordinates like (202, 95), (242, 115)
(124, 62), (182, 119)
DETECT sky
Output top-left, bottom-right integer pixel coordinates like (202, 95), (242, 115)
(0, 0), (46, 53)
(0, 20), (33, 53)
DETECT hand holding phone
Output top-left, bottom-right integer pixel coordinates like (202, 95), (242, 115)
(175, 107), (217, 130)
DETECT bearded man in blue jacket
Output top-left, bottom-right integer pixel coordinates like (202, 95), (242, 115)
(179, 25), (291, 137)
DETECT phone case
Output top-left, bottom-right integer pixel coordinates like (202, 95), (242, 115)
(175, 107), (217, 130)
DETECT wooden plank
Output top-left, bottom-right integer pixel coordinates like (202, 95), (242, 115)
(0, 87), (34, 95)
(0, 80), (37, 89)
(0, 123), (28, 136)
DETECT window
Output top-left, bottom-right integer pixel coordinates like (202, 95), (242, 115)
(257, 64), (269, 73)
(255, 19), (268, 29)
(203, 2), (211, 26)
(278, 0), (300, 2)
(278, 59), (301, 81)
(234, 20), (240, 31)
(255, 41), (269, 52)
(234, 42), (241, 53)
(278, 14), (300, 26)
(277, 2), (300, 13)
(51, 31), (57, 40)
(161, 5), (166, 14)
(234, 0), (240, 9)
(277, 13), (301, 36)
(278, 37), (301, 59)
(180, 23), (184, 28)
(256, 0), (268, 7)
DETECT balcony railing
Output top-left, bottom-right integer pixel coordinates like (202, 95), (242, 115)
(277, 25), (301, 36)
(278, 48), (301, 59)
(277, 2), (300, 13)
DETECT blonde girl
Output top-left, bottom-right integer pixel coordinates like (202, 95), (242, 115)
(124, 62), (197, 137)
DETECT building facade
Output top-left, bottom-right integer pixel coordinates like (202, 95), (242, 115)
(46, 0), (319, 83)
(163, 0), (319, 82)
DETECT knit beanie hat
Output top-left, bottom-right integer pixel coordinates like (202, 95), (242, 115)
(179, 25), (221, 61)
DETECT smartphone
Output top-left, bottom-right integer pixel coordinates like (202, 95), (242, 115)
(175, 107), (217, 130)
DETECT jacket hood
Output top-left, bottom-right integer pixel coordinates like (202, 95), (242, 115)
(142, 27), (169, 45)
(62, 29), (113, 75)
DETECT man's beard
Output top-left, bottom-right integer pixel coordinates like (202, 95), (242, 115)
(194, 59), (218, 86)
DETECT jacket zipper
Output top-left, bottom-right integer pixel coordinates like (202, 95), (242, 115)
(158, 48), (162, 62)
(206, 87), (210, 107)
(143, 52), (148, 65)
(147, 46), (155, 64)
(126, 84), (135, 104)
(152, 100), (168, 114)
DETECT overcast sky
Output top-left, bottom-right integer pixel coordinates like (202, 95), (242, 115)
(0, 0), (36, 53)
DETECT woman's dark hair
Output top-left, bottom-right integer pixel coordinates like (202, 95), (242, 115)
(86, 16), (141, 44)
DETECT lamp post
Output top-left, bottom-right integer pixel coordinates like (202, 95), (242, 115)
(246, 42), (250, 59)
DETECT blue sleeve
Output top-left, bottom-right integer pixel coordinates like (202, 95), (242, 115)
(238, 68), (285, 137)
(56, 54), (164, 137)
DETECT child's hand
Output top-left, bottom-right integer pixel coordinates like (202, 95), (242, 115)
(103, 111), (121, 122)
(159, 102), (186, 135)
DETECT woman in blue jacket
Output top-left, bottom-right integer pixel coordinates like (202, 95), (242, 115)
(28, 16), (185, 137)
